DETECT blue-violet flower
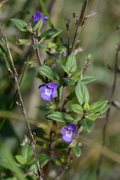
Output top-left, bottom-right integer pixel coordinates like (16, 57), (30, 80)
(31, 11), (49, 24)
(61, 52), (67, 57)
(40, 82), (58, 101)
(61, 124), (77, 142)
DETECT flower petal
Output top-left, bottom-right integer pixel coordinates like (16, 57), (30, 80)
(44, 16), (49, 20)
(62, 135), (73, 142)
(72, 131), (77, 138)
(61, 52), (66, 57)
(51, 89), (57, 98)
(40, 85), (46, 91)
(41, 92), (51, 101)
(31, 16), (34, 19)
(47, 82), (58, 90)
(67, 124), (77, 131)
(61, 127), (67, 135)
(34, 11), (43, 24)
(43, 20), (47, 24)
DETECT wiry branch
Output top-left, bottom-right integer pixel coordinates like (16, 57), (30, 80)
(71, 0), (88, 52)
(96, 46), (119, 180)
(0, 25), (43, 180)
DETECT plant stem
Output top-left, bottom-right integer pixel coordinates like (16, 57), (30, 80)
(0, 25), (43, 180)
(96, 48), (119, 180)
(43, 121), (57, 179)
(52, 148), (72, 180)
(71, 0), (88, 52)
(33, 36), (42, 66)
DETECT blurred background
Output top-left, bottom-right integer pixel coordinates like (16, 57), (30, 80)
(0, 0), (120, 179)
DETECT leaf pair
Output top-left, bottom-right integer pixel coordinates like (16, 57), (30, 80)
(62, 52), (77, 75)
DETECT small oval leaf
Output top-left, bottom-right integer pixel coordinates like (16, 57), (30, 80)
(80, 118), (94, 132)
(70, 104), (83, 114)
(90, 100), (108, 113)
(72, 145), (81, 157)
(81, 74), (97, 84)
(15, 155), (27, 165)
(10, 18), (27, 32)
(37, 65), (59, 81)
(75, 80), (89, 106)
(47, 111), (74, 123)
(38, 154), (50, 168)
(55, 142), (69, 149)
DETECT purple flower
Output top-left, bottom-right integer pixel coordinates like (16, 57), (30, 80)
(61, 124), (77, 142)
(61, 52), (67, 57)
(31, 11), (49, 24)
(40, 82), (58, 101)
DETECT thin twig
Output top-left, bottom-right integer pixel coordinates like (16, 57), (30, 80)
(71, 0), (88, 52)
(43, 121), (57, 179)
(0, 25), (43, 180)
(65, 16), (70, 55)
(36, 48), (42, 66)
(83, 59), (91, 74)
(52, 148), (72, 180)
(33, 36), (42, 66)
(96, 48), (119, 180)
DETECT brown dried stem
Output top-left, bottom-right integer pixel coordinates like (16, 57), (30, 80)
(96, 47), (119, 180)
(0, 25), (43, 180)
(71, 0), (88, 52)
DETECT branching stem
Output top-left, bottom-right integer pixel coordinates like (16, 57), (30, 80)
(96, 48), (119, 180)
(71, 0), (88, 52)
(0, 25), (43, 180)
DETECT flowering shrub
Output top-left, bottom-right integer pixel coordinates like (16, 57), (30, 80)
(0, 1), (112, 180)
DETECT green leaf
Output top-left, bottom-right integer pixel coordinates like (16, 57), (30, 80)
(55, 142), (69, 149)
(61, 65), (69, 74)
(70, 104), (83, 114)
(21, 143), (33, 160)
(28, 61), (38, 68)
(62, 77), (75, 86)
(48, 42), (57, 49)
(18, 39), (31, 45)
(34, 18), (43, 31)
(0, 139), (27, 180)
(38, 44), (49, 51)
(89, 100), (108, 113)
(85, 112), (102, 121)
(81, 74), (97, 84)
(47, 111), (74, 122)
(66, 52), (77, 73)
(37, 65), (59, 81)
(72, 69), (83, 76)
(101, 104), (110, 113)
(80, 118), (94, 132)
(75, 80), (89, 106)
(72, 145), (81, 157)
(23, 144), (33, 159)
(58, 86), (63, 102)
(71, 69), (83, 82)
(10, 18), (27, 32)
(40, 28), (62, 42)
(36, 72), (46, 82)
(15, 155), (27, 165)
(36, 141), (47, 148)
(38, 154), (50, 168)
(83, 102), (90, 111)
(29, 164), (37, 174)
(21, 143), (28, 159)
(67, 92), (76, 101)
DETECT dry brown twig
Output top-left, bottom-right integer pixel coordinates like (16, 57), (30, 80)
(0, 25), (43, 180)
(96, 45), (119, 180)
